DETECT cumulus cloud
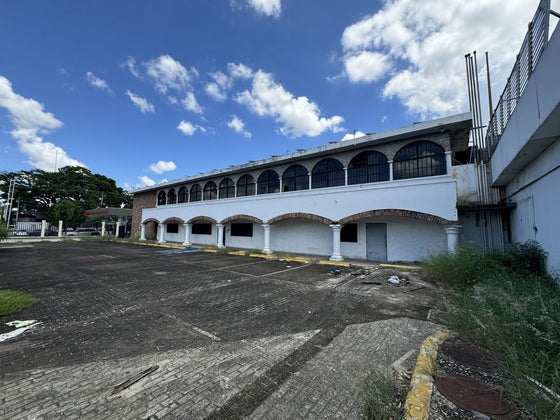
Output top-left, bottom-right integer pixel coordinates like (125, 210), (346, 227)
(182, 92), (203, 113)
(124, 175), (157, 191)
(246, 0), (281, 18)
(228, 62), (254, 79)
(144, 54), (198, 95)
(122, 57), (141, 79)
(0, 75), (84, 170)
(227, 115), (252, 138)
(125, 90), (155, 113)
(205, 71), (232, 102)
(339, 0), (542, 118)
(236, 70), (344, 137)
(177, 120), (206, 136)
(149, 160), (176, 174)
(85, 72), (111, 92)
(340, 130), (366, 141)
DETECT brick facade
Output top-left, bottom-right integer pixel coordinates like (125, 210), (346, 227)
(131, 191), (156, 238)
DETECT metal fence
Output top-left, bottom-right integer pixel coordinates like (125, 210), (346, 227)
(485, 0), (551, 160)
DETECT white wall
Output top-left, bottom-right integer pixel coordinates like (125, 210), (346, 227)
(270, 219), (332, 256)
(453, 164), (480, 204)
(224, 223), (264, 250)
(506, 138), (560, 275)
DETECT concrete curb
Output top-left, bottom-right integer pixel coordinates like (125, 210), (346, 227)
(403, 331), (451, 420)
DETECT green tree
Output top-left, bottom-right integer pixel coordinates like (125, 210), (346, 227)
(0, 222), (8, 240)
(50, 199), (85, 223)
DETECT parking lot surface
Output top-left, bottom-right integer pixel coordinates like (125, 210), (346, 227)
(0, 241), (443, 419)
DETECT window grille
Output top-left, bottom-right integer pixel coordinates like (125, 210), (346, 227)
(312, 158), (345, 189)
(393, 141), (446, 180)
(219, 178), (235, 199)
(282, 165), (309, 191)
(237, 174), (256, 197)
(257, 170), (280, 194)
(203, 181), (217, 200)
(189, 184), (202, 202)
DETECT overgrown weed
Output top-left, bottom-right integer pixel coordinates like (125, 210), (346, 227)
(422, 241), (560, 419)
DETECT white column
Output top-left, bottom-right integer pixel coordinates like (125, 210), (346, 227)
(158, 223), (166, 243)
(262, 224), (271, 254)
(40, 220), (46, 237)
(101, 221), (106, 237)
(388, 160), (394, 181)
(182, 223), (192, 246)
(216, 223), (225, 248)
(58, 220), (63, 237)
(329, 224), (344, 261)
(308, 172), (312, 189)
(444, 224), (461, 253)
(344, 167), (348, 185)
(115, 219), (120, 238)
(445, 151), (452, 175)
(140, 223), (146, 241)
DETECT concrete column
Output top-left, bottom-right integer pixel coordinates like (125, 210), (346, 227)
(343, 167), (348, 185)
(388, 160), (394, 181)
(182, 223), (192, 246)
(262, 224), (272, 254)
(279, 179), (283, 193)
(140, 223), (146, 241)
(101, 221), (106, 236)
(329, 224), (344, 261)
(445, 151), (452, 175)
(308, 172), (312, 189)
(216, 223), (225, 248)
(158, 223), (166, 243)
(58, 220), (63, 238)
(115, 219), (121, 238)
(444, 224), (461, 253)
(40, 220), (46, 237)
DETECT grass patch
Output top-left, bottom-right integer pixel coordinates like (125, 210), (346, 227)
(362, 375), (406, 420)
(0, 289), (37, 317)
(422, 241), (560, 419)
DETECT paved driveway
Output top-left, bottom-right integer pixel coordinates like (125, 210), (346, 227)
(0, 241), (443, 419)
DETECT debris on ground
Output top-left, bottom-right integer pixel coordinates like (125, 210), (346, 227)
(6, 320), (38, 328)
(111, 365), (160, 395)
(0, 322), (42, 343)
(330, 267), (341, 275)
(388, 275), (400, 284)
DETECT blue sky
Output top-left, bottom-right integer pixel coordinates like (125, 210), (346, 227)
(0, 0), (555, 190)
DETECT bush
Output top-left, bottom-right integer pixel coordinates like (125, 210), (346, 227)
(0, 290), (37, 316)
(0, 223), (8, 240)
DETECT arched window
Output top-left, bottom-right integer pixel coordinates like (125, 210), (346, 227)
(348, 151), (389, 184)
(393, 141), (446, 180)
(203, 181), (217, 200)
(282, 165), (309, 192)
(167, 188), (177, 204)
(312, 158), (345, 189)
(237, 174), (255, 197)
(219, 178), (235, 199)
(189, 184), (202, 202)
(178, 186), (187, 203)
(257, 170), (280, 195)
(157, 191), (166, 205)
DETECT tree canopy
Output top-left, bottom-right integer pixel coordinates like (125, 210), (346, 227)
(0, 166), (131, 223)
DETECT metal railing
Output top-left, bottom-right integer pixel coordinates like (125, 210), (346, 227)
(486, 0), (551, 159)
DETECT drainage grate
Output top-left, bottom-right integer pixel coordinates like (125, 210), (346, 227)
(440, 340), (497, 371)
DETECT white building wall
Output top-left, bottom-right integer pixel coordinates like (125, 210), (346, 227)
(270, 220), (332, 256)
(225, 224), (264, 250)
(506, 138), (560, 275)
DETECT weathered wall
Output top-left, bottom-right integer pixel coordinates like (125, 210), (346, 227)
(131, 191), (156, 238)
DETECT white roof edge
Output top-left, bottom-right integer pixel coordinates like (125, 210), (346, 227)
(132, 112), (472, 194)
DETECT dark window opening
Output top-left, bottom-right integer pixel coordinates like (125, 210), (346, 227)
(257, 170), (280, 195)
(166, 223), (179, 233)
(190, 184), (202, 202)
(312, 158), (345, 189)
(203, 181), (217, 200)
(348, 151), (389, 184)
(192, 223), (212, 235)
(393, 141), (446, 180)
(157, 191), (166, 205)
(237, 174), (255, 197)
(341, 224), (358, 243)
(231, 223), (253, 237)
(282, 165), (309, 192)
(178, 187), (187, 203)
(219, 178), (235, 199)
(167, 189), (177, 204)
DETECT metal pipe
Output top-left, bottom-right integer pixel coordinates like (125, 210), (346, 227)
(485, 52), (493, 122)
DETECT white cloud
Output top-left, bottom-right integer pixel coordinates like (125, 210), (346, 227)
(177, 120), (205, 136)
(181, 92), (203, 113)
(344, 51), (390, 83)
(122, 57), (141, 79)
(227, 115), (252, 138)
(228, 62), (254, 79)
(246, 0), (281, 18)
(205, 71), (232, 102)
(339, 0), (543, 118)
(144, 54), (198, 95)
(0, 76), (84, 170)
(85, 72), (111, 91)
(236, 70), (344, 137)
(149, 160), (176, 174)
(125, 90), (155, 113)
(340, 130), (366, 141)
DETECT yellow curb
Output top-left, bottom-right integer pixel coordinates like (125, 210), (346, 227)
(279, 256), (311, 263)
(379, 263), (420, 271)
(127, 241), (186, 249)
(249, 253), (276, 259)
(227, 251), (247, 256)
(204, 249), (218, 253)
(318, 260), (351, 267)
(404, 331), (452, 420)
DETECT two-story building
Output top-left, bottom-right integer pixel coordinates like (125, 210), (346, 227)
(131, 112), (475, 262)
